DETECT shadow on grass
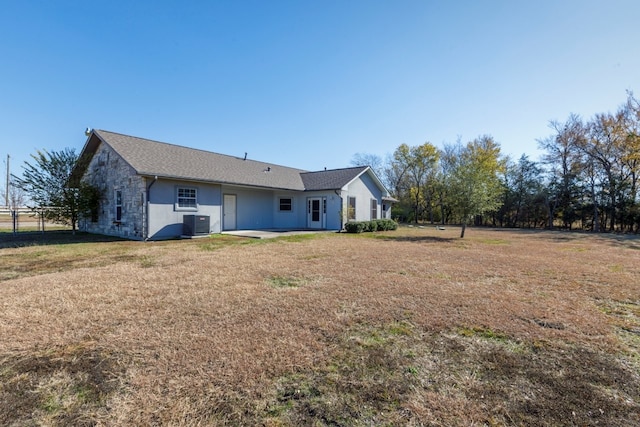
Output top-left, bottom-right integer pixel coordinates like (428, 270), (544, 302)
(374, 235), (458, 243)
(0, 231), (128, 249)
(474, 227), (640, 248)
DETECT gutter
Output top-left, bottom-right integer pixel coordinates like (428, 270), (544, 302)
(334, 189), (343, 231)
(144, 176), (158, 240)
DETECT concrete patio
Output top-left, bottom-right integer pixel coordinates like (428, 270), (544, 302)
(221, 229), (335, 239)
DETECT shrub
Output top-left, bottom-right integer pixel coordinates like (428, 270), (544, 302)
(344, 219), (398, 233)
(344, 222), (366, 233)
(384, 219), (398, 230)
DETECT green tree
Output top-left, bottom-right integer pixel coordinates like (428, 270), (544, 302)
(390, 142), (440, 223)
(447, 136), (506, 238)
(503, 154), (545, 228)
(12, 148), (100, 232)
(436, 142), (462, 225)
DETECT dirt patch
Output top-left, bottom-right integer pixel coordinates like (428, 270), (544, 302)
(0, 343), (126, 426)
(266, 321), (417, 425)
(260, 324), (640, 426)
(436, 334), (640, 426)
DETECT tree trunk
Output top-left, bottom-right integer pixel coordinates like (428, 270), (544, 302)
(460, 222), (466, 238)
(592, 184), (600, 233)
(546, 195), (554, 229)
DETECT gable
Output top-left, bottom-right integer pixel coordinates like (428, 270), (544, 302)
(300, 166), (368, 190)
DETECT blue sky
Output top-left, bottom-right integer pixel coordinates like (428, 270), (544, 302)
(1, 0), (639, 178)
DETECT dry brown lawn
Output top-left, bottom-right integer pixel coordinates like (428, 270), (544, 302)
(1, 227), (639, 426)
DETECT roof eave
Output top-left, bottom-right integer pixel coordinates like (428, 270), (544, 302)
(68, 131), (102, 186)
(138, 173), (305, 192)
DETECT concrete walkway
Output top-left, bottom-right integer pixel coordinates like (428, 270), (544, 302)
(221, 229), (334, 239)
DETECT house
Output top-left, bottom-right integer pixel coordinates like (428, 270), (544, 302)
(70, 130), (396, 240)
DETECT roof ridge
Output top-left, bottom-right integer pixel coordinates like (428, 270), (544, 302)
(302, 165), (368, 175)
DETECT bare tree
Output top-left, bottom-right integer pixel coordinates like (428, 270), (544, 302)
(350, 152), (385, 178)
(537, 114), (586, 229)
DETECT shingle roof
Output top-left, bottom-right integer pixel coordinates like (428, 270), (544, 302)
(300, 166), (368, 190)
(91, 130), (307, 190)
(72, 130), (386, 194)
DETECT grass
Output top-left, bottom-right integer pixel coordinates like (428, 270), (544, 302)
(266, 275), (307, 288)
(0, 227), (639, 425)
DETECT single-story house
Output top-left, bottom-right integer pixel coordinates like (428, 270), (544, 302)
(70, 129), (396, 240)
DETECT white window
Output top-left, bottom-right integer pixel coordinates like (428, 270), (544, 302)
(177, 187), (197, 209)
(371, 199), (378, 220)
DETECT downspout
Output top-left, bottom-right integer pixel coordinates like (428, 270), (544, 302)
(334, 189), (343, 231)
(145, 176), (158, 241)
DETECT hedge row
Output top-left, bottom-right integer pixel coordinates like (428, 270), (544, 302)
(344, 219), (398, 233)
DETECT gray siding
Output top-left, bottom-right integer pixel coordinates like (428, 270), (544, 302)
(302, 191), (343, 230)
(222, 186), (274, 230)
(325, 193), (343, 229)
(272, 192), (306, 229)
(344, 172), (384, 222)
(147, 179), (221, 239)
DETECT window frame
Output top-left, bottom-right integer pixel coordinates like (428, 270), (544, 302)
(371, 198), (378, 220)
(176, 186), (198, 211)
(347, 196), (356, 221)
(115, 190), (122, 222)
(279, 197), (293, 212)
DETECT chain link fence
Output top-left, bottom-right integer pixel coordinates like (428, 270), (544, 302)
(0, 207), (70, 234)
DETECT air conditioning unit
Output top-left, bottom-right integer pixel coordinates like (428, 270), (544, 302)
(183, 215), (210, 236)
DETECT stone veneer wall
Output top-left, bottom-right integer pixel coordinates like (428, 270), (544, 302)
(79, 143), (146, 239)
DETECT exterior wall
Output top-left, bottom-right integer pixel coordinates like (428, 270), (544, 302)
(325, 192), (345, 230)
(79, 144), (146, 239)
(221, 186), (275, 230)
(272, 191), (306, 229)
(220, 188), (344, 231)
(300, 191), (343, 230)
(381, 200), (393, 219)
(344, 171), (384, 223)
(147, 179), (221, 239)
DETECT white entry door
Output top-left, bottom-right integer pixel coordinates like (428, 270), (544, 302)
(307, 197), (323, 229)
(223, 194), (236, 230)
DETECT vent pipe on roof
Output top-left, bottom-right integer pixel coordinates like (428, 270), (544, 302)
(244, 152), (247, 160)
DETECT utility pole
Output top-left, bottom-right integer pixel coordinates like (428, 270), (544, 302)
(4, 154), (9, 208)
